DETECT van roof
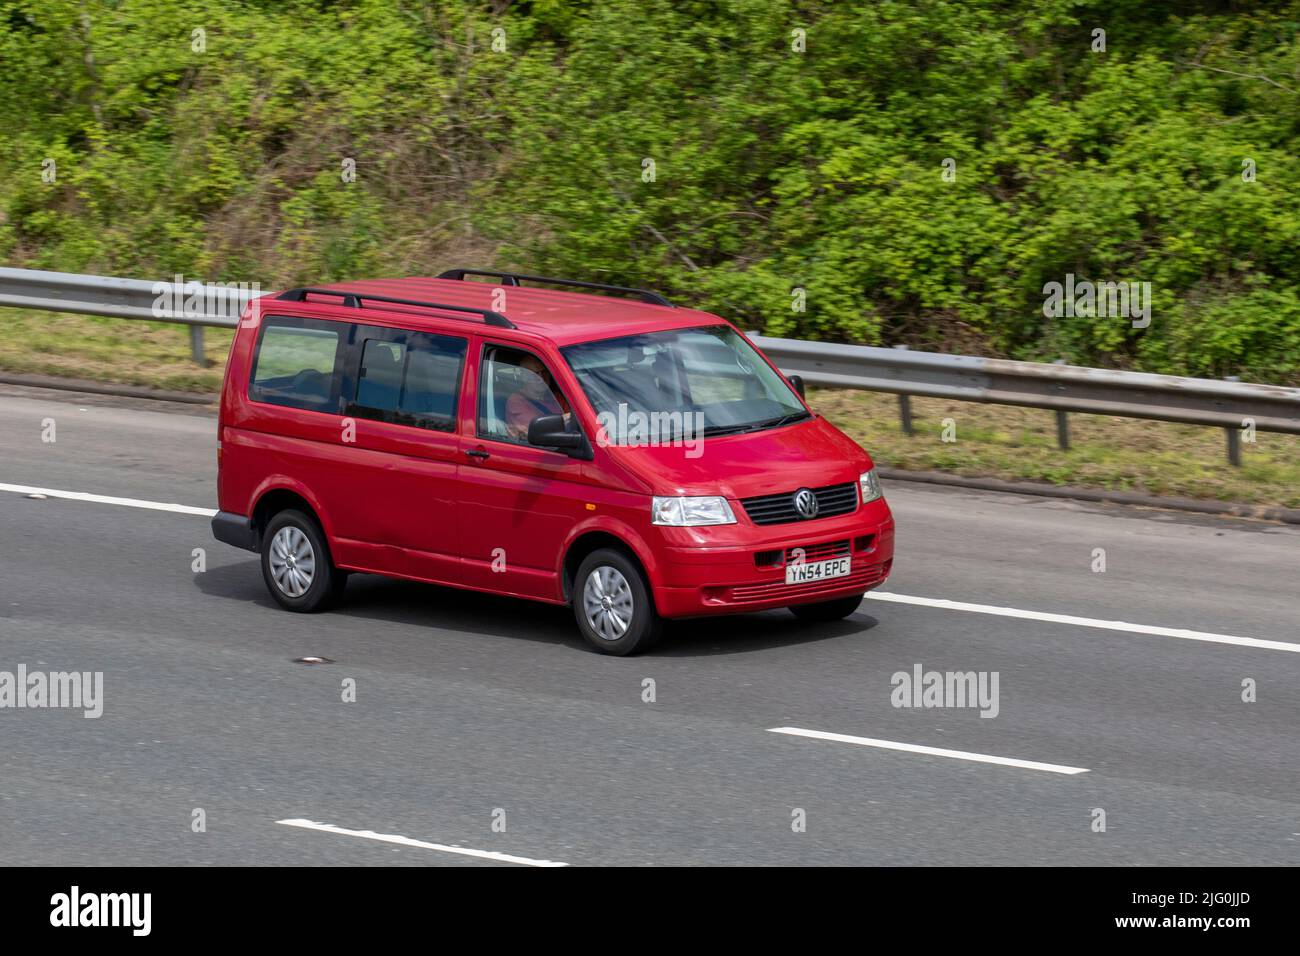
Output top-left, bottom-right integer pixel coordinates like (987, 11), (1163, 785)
(272, 276), (730, 348)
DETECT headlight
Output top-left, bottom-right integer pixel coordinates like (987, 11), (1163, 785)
(859, 468), (882, 504)
(652, 496), (737, 526)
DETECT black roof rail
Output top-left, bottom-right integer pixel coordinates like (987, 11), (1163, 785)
(436, 268), (674, 308)
(277, 287), (515, 329)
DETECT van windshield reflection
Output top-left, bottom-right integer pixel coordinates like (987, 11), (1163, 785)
(562, 326), (808, 444)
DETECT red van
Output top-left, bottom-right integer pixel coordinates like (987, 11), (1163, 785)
(211, 269), (895, 654)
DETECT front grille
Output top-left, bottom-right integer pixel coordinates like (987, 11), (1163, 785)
(728, 562), (889, 603)
(740, 482), (858, 525)
(788, 539), (850, 563)
(754, 539), (849, 569)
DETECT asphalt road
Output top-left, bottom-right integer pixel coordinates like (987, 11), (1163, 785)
(1, 382), (1297, 866)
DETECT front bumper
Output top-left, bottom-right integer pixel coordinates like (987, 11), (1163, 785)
(651, 500), (895, 618)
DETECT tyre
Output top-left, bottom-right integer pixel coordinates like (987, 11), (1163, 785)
(261, 509), (347, 612)
(788, 593), (864, 623)
(574, 548), (662, 655)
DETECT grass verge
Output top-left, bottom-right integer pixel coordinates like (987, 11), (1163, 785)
(0, 309), (232, 393)
(813, 388), (1300, 509)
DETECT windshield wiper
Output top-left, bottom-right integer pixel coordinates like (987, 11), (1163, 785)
(701, 423), (754, 437)
(702, 410), (810, 437)
(758, 411), (812, 429)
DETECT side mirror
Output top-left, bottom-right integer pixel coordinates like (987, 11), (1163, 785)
(528, 414), (583, 450)
(787, 374), (806, 398)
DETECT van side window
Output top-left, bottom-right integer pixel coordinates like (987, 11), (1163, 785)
(249, 318), (344, 412)
(478, 346), (572, 444)
(350, 330), (466, 432)
(356, 340), (405, 411)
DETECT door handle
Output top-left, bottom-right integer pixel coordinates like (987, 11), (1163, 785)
(465, 449), (490, 460)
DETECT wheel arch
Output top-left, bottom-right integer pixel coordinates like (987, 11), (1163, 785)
(561, 529), (657, 611)
(250, 484), (328, 550)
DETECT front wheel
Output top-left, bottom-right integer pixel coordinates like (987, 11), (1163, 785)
(574, 548), (662, 655)
(261, 509), (347, 612)
(788, 593), (864, 623)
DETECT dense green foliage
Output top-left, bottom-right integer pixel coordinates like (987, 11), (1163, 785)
(2, 1), (1298, 382)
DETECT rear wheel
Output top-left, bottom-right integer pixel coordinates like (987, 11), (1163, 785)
(574, 548), (662, 655)
(788, 593), (864, 623)
(261, 509), (347, 612)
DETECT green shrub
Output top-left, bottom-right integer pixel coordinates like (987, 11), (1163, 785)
(2, 0), (1298, 383)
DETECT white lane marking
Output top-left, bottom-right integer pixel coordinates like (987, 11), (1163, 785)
(0, 482), (216, 517)
(865, 591), (1300, 654)
(3, 480), (1295, 655)
(769, 727), (1089, 775)
(275, 818), (569, 867)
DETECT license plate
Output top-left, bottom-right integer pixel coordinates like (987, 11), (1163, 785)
(785, 556), (851, 585)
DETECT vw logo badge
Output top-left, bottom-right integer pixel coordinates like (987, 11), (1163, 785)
(793, 487), (819, 519)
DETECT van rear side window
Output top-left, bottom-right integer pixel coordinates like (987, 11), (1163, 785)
(349, 331), (466, 432)
(249, 318), (343, 411)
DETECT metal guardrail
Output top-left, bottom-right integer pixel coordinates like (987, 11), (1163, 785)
(751, 336), (1300, 464)
(0, 267), (248, 326)
(750, 335), (1300, 439)
(1, 268), (1297, 463)
(0, 267), (249, 368)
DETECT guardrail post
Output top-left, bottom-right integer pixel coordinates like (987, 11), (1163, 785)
(188, 325), (208, 368)
(1224, 376), (1241, 466)
(1055, 410), (1071, 450)
(1052, 360), (1070, 449)
(893, 344), (914, 435)
(897, 394), (914, 435)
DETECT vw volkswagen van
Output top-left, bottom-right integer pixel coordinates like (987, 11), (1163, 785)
(211, 269), (895, 654)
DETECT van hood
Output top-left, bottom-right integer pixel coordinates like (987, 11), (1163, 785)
(608, 415), (872, 499)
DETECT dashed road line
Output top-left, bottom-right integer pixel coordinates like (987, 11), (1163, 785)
(0, 482), (216, 517)
(769, 726), (1090, 775)
(865, 591), (1300, 654)
(276, 818), (569, 867)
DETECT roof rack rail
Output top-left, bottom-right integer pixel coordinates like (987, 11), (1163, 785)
(277, 287), (515, 329)
(436, 268), (674, 308)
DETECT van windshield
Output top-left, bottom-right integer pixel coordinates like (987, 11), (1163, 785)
(561, 326), (808, 442)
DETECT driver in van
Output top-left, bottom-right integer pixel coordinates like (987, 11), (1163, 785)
(505, 354), (571, 441)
